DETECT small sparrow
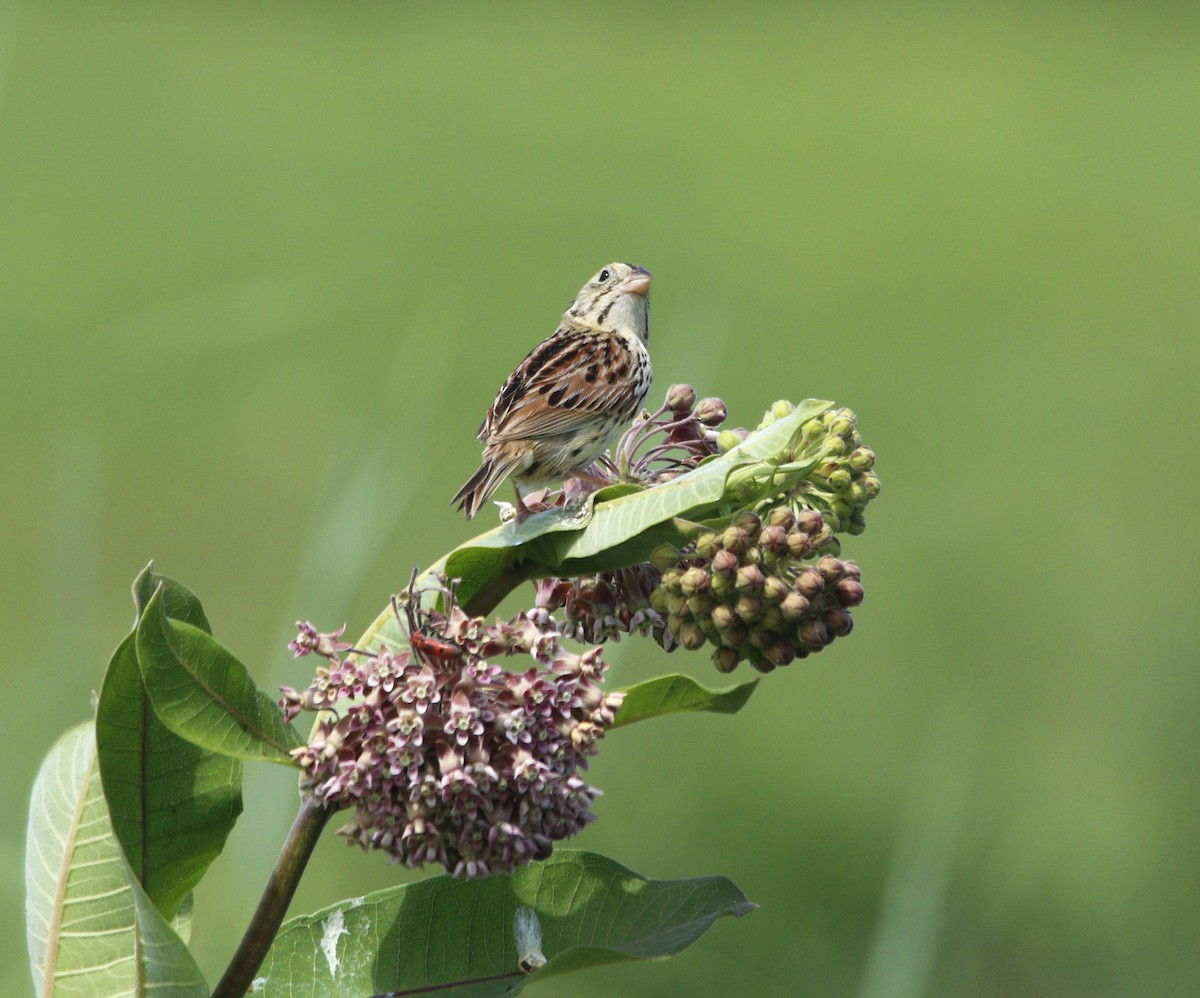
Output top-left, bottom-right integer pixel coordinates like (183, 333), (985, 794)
(453, 262), (654, 519)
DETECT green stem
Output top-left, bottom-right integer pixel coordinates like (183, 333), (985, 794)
(212, 795), (335, 998)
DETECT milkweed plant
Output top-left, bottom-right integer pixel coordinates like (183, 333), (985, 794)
(25, 388), (880, 997)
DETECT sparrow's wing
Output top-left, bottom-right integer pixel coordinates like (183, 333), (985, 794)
(482, 329), (644, 442)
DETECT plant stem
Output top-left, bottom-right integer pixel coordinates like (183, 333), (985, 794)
(212, 794), (335, 998)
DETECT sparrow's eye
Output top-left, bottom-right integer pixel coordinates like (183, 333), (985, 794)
(598, 269), (610, 283)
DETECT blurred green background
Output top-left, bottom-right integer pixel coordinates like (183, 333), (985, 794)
(4, 2), (1198, 995)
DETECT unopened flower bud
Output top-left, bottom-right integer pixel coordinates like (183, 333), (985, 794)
(666, 592), (689, 617)
(711, 604), (738, 631)
(695, 397), (728, 426)
(666, 383), (697, 413)
(695, 532), (722, 560)
(841, 561), (862, 581)
(766, 506), (795, 530)
(760, 524), (788, 553)
(735, 595), (763, 623)
(680, 567), (711, 596)
(829, 413), (855, 438)
(772, 399), (795, 419)
(798, 617), (830, 648)
(719, 621), (748, 649)
(650, 544), (681, 571)
(762, 575), (790, 603)
(860, 473), (882, 499)
(761, 604), (784, 632)
(786, 530), (812, 559)
(687, 592), (715, 617)
(780, 592), (810, 621)
(822, 606), (854, 637)
(847, 514), (867, 535)
(735, 564), (764, 594)
(795, 568), (824, 598)
(732, 510), (762, 538)
(849, 447), (875, 471)
(678, 620), (707, 650)
(711, 549), (740, 577)
(827, 468), (852, 492)
(835, 578), (865, 607)
(817, 556), (845, 584)
(810, 523), (834, 550)
(712, 647), (740, 673)
(795, 509), (824, 535)
(766, 638), (796, 666)
(801, 418), (823, 443)
(717, 430), (743, 453)
(721, 526), (750, 555)
(748, 625), (775, 650)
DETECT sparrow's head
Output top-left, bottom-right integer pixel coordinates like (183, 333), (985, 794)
(565, 262), (653, 343)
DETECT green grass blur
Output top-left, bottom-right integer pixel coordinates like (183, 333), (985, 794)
(4, 2), (1198, 994)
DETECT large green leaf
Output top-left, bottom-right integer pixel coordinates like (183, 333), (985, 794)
(25, 722), (208, 997)
(135, 584), (302, 764)
(611, 673), (760, 729)
(97, 565), (243, 919)
(253, 850), (755, 996)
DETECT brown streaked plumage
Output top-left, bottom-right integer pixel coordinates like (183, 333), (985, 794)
(453, 262), (653, 519)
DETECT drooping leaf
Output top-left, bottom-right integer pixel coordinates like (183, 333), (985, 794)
(135, 584), (302, 763)
(254, 850), (755, 996)
(25, 722), (208, 998)
(611, 673), (760, 729)
(96, 565), (243, 919)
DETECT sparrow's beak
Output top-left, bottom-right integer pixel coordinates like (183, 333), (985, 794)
(617, 267), (653, 297)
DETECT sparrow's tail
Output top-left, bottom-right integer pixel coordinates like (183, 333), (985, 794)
(451, 454), (523, 519)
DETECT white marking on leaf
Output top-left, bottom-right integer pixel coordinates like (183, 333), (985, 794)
(320, 909), (349, 977)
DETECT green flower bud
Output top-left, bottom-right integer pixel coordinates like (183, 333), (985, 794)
(651, 545), (680, 572)
(847, 513), (867, 535)
(810, 523), (834, 550)
(666, 383), (697, 413)
(687, 592), (715, 617)
(711, 549), (740, 576)
(757, 412), (777, 429)
(678, 620), (707, 650)
(721, 526), (750, 555)
(822, 606), (854, 637)
(711, 572), (734, 596)
(835, 578), (865, 607)
(711, 604), (738, 631)
(821, 437), (847, 459)
(719, 621), (748, 649)
(735, 564), (765, 594)
(735, 595), (763, 623)
(666, 592), (689, 617)
(696, 397), (728, 426)
(741, 545), (763, 566)
(717, 429), (743, 453)
(795, 568), (824, 598)
(860, 473), (882, 500)
(680, 567), (711, 596)
(829, 413), (855, 438)
(772, 399), (795, 419)
(762, 575), (790, 603)
(824, 536), (842, 557)
(849, 447), (875, 471)
(761, 604), (784, 632)
(649, 587), (670, 614)
(780, 592), (810, 621)
(667, 613), (683, 637)
(695, 532), (722, 560)
(712, 646), (740, 673)
(827, 468), (852, 492)
(698, 615), (721, 640)
(801, 418), (824, 444)
(746, 651), (776, 674)
(660, 568), (684, 591)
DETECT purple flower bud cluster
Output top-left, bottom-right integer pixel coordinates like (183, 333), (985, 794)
(280, 587), (623, 879)
(651, 507), (865, 673)
(533, 565), (676, 651)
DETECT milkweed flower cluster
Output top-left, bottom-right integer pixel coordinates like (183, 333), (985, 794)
(280, 582), (624, 879)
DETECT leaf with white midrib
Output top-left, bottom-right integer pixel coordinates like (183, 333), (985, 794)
(25, 721), (208, 997)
